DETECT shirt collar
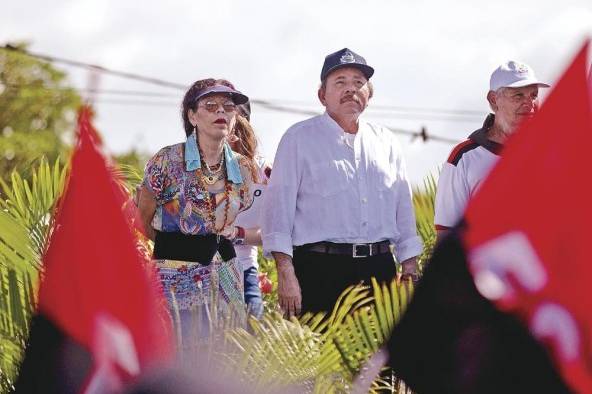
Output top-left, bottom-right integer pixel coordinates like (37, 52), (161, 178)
(321, 111), (366, 136)
(468, 114), (503, 155)
(184, 132), (243, 184)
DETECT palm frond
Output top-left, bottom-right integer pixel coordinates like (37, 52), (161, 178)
(110, 163), (143, 196)
(213, 277), (415, 393)
(0, 157), (68, 392)
(0, 157), (68, 258)
(413, 171), (438, 271)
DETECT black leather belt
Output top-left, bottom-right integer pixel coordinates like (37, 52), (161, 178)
(297, 240), (391, 258)
(153, 231), (236, 264)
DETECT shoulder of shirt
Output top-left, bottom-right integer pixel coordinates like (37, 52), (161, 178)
(446, 139), (480, 166)
(150, 142), (184, 161)
(283, 114), (326, 137)
(254, 154), (270, 168)
(253, 154), (272, 180)
(361, 120), (403, 146)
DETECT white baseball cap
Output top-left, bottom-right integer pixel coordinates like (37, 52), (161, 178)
(489, 60), (550, 91)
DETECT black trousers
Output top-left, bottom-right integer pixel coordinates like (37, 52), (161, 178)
(292, 248), (397, 314)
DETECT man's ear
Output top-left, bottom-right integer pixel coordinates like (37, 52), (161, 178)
(318, 88), (326, 106)
(487, 90), (498, 111)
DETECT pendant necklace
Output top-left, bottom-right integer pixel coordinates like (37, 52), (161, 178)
(202, 153), (225, 185)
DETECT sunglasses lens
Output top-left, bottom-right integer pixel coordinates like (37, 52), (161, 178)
(202, 101), (236, 112)
(204, 102), (218, 112)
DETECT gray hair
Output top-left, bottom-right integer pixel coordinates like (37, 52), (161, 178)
(488, 87), (508, 112)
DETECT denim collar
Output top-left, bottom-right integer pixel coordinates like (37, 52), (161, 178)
(184, 132), (243, 184)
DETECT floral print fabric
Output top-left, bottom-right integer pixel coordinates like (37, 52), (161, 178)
(155, 256), (245, 313)
(143, 143), (253, 235)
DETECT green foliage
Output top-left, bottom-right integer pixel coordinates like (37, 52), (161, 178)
(0, 43), (81, 184)
(0, 157), (68, 259)
(113, 149), (149, 179)
(218, 278), (414, 393)
(412, 171), (438, 271)
(0, 158), (67, 392)
(258, 249), (279, 313)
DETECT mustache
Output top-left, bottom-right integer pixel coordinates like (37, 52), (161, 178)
(340, 94), (361, 104)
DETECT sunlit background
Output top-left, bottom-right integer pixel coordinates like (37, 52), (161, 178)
(3, 0), (592, 184)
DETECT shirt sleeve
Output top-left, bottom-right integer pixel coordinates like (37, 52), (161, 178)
(261, 131), (300, 258)
(434, 161), (470, 228)
(142, 148), (168, 203)
(391, 138), (423, 262)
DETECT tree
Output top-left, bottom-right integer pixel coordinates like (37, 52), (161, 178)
(0, 43), (81, 184)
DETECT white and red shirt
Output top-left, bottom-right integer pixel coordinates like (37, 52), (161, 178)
(234, 155), (272, 270)
(434, 114), (502, 230)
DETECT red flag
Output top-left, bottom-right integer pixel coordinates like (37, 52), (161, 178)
(464, 41), (592, 392)
(26, 106), (172, 391)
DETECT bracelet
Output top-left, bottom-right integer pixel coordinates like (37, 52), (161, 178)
(233, 226), (245, 245)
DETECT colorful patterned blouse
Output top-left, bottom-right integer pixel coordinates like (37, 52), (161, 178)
(143, 143), (254, 235)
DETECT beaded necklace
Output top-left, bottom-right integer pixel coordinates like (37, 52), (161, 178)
(202, 154), (225, 185)
(196, 144), (231, 233)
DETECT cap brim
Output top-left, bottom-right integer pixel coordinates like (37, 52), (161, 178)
(504, 79), (550, 89)
(195, 85), (249, 105)
(322, 63), (374, 81)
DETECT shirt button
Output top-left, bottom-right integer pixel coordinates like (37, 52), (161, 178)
(362, 222), (368, 226)
(361, 197), (367, 203)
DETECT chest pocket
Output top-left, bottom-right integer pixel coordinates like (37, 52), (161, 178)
(308, 159), (352, 197)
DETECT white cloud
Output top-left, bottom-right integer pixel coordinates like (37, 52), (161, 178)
(2, 0), (591, 184)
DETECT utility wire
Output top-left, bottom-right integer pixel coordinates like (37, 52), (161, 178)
(2, 44), (187, 90)
(1, 45), (484, 117)
(3, 84), (482, 123)
(1, 44), (463, 145)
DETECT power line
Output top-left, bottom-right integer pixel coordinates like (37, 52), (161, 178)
(1, 45), (484, 117)
(259, 98), (485, 116)
(2, 44), (187, 90)
(2, 84), (482, 123)
(1, 44), (463, 145)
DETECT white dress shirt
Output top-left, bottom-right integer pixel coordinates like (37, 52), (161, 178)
(262, 112), (422, 262)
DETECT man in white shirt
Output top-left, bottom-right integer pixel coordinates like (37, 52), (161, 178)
(262, 48), (423, 317)
(434, 61), (550, 239)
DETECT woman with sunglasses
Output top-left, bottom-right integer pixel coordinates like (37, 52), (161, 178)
(137, 78), (256, 355)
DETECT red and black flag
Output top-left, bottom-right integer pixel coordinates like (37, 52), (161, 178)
(14, 108), (173, 393)
(386, 41), (592, 393)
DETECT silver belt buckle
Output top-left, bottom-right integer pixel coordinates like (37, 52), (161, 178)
(352, 243), (372, 258)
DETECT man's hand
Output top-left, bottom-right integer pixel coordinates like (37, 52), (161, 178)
(272, 252), (302, 318)
(400, 256), (420, 284)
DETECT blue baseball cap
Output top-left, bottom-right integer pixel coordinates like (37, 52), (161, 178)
(195, 85), (249, 105)
(320, 48), (374, 81)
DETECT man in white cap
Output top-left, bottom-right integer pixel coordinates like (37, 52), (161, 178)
(434, 61), (550, 239)
(262, 48), (423, 317)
